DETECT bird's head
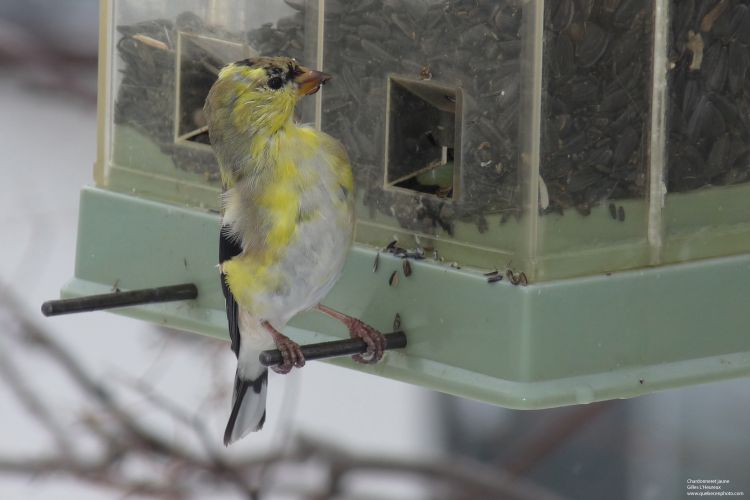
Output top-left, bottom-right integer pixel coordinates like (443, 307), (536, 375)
(206, 56), (330, 135)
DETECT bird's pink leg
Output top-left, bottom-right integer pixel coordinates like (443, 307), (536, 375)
(315, 305), (386, 364)
(262, 321), (305, 374)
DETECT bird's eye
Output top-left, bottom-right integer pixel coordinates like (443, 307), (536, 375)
(268, 76), (284, 90)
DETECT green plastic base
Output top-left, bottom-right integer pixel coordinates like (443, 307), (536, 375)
(63, 187), (750, 409)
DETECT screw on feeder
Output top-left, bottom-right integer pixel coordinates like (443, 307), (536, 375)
(258, 331), (407, 367)
(41, 283), (199, 317)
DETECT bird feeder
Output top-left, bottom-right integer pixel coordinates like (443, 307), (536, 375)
(62, 0), (750, 409)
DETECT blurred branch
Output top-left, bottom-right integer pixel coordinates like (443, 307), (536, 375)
(0, 17), (97, 103)
(295, 435), (566, 500)
(0, 347), (74, 456)
(0, 283), (565, 499)
(501, 402), (614, 478)
(0, 284), (255, 499)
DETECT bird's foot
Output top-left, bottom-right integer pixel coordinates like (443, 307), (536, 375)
(346, 318), (386, 364)
(262, 321), (305, 374)
(314, 305), (385, 364)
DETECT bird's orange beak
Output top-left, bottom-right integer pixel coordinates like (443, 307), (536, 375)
(294, 67), (332, 96)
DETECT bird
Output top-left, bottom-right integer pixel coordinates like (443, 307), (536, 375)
(203, 57), (387, 445)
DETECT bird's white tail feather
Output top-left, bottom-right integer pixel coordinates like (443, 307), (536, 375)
(224, 311), (276, 445)
(224, 368), (268, 446)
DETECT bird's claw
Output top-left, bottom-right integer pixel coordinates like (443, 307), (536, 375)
(272, 336), (305, 374)
(348, 319), (386, 364)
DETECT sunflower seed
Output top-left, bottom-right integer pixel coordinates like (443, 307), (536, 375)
(389, 270), (399, 287)
(402, 259), (412, 277)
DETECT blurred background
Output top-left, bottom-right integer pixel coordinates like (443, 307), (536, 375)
(0, 1), (749, 499)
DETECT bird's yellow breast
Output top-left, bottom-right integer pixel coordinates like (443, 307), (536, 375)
(253, 127), (323, 249)
(223, 125), (352, 313)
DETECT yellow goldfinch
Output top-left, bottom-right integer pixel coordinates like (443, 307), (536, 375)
(204, 57), (386, 445)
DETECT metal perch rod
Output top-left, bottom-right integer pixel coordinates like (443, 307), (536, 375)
(41, 283), (198, 316)
(259, 332), (407, 366)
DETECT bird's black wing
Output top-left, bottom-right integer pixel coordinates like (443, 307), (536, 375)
(220, 225), (243, 357)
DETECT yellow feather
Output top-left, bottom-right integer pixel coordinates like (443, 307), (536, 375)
(223, 253), (278, 311)
(258, 183), (298, 249)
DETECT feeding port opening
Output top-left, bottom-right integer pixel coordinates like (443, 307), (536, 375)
(385, 76), (462, 200)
